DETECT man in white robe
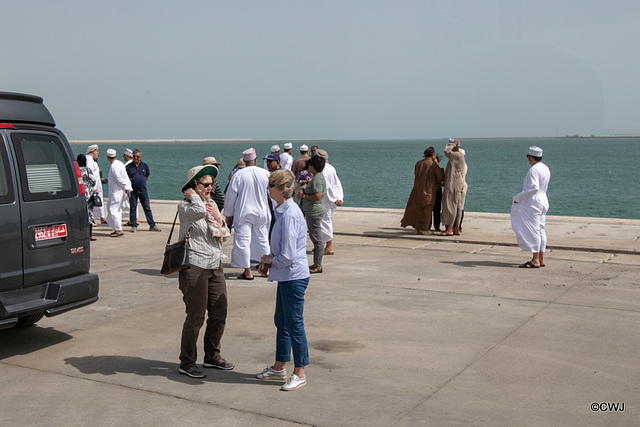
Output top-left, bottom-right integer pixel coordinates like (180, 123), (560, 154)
(279, 142), (294, 170)
(510, 145), (550, 268)
(316, 149), (343, 255)
(121, 148), (134, 225)
(105, 148), (132, 237)
(440, 138), (467, 236)
(224, 148), (271, 280)
(85, 144), (105, 224)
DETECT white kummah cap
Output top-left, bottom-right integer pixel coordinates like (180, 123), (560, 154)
(124, 148), (133, 157)
(243, 147), (257, 161)
(106, 148), (117, 158)
(449, 138), (455, 143)
(284, 142), (293, 149)
(528, 146), (543, 157)
(270, 144), (280, 152)
(300, 144), (309, 152)
(86, 144), (99, 154)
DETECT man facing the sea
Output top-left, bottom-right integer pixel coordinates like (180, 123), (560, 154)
(291, 144), (310, 179)
(280, 142), (294, 170)
(401, 147), (444, 235)
(511, 145), (550, 268)
(440, 139), (468, 236)
(224, 148), (271, 280)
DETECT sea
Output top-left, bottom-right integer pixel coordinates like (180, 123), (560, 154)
(72, 137), (640, 220)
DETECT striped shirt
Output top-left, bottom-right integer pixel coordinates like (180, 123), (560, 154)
(178, 195), (224, 270)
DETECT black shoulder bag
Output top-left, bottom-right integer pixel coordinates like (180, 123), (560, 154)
(161, 211), (191, 275)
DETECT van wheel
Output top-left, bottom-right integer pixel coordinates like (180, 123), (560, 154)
(15, 313), (45, 327)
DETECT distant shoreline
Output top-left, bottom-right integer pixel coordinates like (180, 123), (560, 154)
(69, 138), (336, 144)
(69, 135), (640, 144)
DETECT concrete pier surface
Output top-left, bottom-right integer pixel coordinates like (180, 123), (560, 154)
(1, 202), (639, 426)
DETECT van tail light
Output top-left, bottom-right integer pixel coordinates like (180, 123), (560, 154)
(0, 123), (16, 129)
(73, 161), (86, 196)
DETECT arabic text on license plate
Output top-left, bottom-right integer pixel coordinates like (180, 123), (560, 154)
(35, 224), (67, 241)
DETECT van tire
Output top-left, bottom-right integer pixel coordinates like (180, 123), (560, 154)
(15, 312), (44, 327)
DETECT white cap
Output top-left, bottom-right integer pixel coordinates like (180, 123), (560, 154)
(284, 142), (293, 150)
(270, 144), (280, 152)
(449, 138), (456, 143)
(300, 144), (309, 152)
(528, 146), (543, 157)
(124, 148), (133, 157)
(106, 148), (117, 158)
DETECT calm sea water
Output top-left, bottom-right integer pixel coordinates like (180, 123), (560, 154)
(72, 138), (640, 220)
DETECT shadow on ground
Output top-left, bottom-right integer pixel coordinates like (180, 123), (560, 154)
(64, 355), (275, 386)
(0, 326), (72, 360)
(440, 260), (516, 268)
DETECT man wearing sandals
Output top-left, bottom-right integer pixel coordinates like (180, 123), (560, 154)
(105, 149), (132, 237)
(511, 146), (550, 268)
(224, 148), (271, 280)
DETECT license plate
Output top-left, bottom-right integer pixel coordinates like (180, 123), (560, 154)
(35, 224), (68, 241)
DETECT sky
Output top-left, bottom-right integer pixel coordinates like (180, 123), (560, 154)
(2, 1), (640, 140)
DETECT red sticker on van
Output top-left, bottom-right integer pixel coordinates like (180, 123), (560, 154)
(35, 224), (68, 241)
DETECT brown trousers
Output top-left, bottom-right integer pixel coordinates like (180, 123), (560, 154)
(178, 264), (227, 369)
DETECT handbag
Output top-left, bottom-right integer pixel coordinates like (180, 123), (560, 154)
(161, 211), (191, 275)
(90, 193), (103, 207)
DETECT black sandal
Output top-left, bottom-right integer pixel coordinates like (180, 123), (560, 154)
(518, 261), (540, 268)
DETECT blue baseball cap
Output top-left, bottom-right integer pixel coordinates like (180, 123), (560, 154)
(265, 153), (280, 162)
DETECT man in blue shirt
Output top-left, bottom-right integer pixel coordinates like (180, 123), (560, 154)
(126, 149), (161, 232)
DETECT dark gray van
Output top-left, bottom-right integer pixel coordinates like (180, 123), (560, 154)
(0, 92), (99, 329)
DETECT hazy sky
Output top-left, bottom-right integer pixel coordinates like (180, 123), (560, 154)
(3, 1), (639, 140)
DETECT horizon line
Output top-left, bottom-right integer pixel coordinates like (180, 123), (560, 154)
(69, 134), (640, 144)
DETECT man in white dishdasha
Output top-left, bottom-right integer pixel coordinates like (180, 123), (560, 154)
(224, 148), (271, 280)
(510, 145), (551, 268)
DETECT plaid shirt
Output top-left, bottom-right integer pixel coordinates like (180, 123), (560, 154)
(178, 195), (224, 270)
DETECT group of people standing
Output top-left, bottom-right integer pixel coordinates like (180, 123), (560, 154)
(401, 139), (550, 269)
(78, 145), (160, 240)
(401, 138), (468, 236)
(174, 144), (343, 391)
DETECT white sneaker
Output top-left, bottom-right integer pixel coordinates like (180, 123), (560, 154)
(256, 366), (287, 380)
(281, 373), (307, 391)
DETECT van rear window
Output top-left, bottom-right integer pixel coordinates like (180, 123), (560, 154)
(11, 134), (77, 201)
(0, 141), (15, 204)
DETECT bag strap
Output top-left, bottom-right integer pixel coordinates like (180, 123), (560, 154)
(167, 209), (192, 245)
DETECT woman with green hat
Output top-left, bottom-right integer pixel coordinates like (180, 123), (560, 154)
(176, 165), (234, 378)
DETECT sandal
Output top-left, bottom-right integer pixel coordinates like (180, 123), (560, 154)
(439, 231), (453, 236)
(109, 232), (121, 237)
(518, 261), (540, 268)
(237, 273), (254, 280)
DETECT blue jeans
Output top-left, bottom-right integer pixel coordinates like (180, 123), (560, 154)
(130, 190), (156, 227)
(275, 278), (309, 367)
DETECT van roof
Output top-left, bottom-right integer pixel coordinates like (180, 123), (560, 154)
(0, 92), (56, 127)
